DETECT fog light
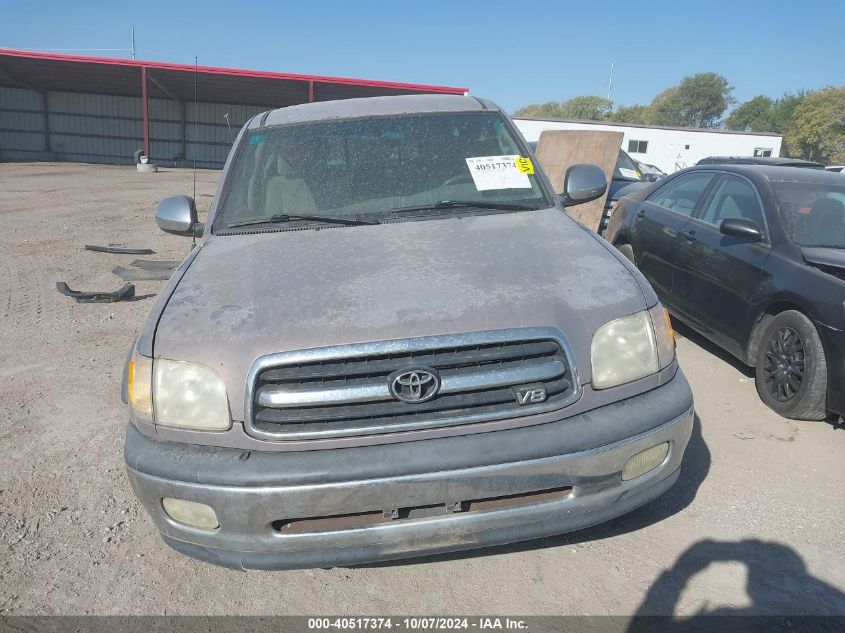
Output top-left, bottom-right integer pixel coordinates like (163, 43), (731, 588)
(162, 498), (219, 530)
(622, 443), (669, 481)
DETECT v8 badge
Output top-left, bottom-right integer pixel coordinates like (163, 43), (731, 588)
(512, 383), (547, 405)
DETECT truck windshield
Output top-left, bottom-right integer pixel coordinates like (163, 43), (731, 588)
(215, 112), (550, 230)
(771, 181), (845, 248)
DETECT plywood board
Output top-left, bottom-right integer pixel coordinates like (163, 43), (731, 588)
(535, 130), (623, 232)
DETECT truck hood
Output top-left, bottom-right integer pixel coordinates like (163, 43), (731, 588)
(154, 208), (648, 420)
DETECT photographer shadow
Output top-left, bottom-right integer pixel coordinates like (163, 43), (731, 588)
(627, 538), (845, 630)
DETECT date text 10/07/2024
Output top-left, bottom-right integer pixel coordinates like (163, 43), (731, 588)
(307, 618), (529, 630)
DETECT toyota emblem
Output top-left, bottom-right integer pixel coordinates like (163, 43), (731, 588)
(388, 367), (441, 403)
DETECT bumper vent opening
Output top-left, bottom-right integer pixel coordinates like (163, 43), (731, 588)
(272, 486), (573, 534)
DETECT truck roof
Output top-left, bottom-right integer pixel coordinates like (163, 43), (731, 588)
(253, 94), (489, 129)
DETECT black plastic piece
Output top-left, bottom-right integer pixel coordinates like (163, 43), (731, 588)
(111, 265), (172, 281)
(84, 244), (155, 255)
(56, 281), (135, 303)
(129, 259), (180, 270)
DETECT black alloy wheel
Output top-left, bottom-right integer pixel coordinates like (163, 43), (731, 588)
(754, 310), (828, 420)
(761, 327), (805, 402)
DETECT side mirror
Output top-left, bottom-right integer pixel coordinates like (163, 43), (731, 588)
(156, 195), (204, 237)
(560, 163), (608, 206)
(720, 218), (763, 242)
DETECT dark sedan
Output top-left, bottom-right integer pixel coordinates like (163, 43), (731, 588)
(605, 165), (845, 421)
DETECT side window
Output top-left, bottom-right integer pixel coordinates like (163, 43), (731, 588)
(627, 140), (648, 154)
(698, 176), (765, 229)
(647, 173), (714, 216)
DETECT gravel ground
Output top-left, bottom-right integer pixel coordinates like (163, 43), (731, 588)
(0, 162), (843, 616)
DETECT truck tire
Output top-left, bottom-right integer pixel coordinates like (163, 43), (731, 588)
(133, 149), (145, 165)
(755, 310), (828, 420)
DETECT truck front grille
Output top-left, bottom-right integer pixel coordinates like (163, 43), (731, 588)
(245, 328), (579, 441)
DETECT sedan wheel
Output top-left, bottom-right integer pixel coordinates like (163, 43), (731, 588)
(762, 326), (805, 402)
(755, 311), (828, 420)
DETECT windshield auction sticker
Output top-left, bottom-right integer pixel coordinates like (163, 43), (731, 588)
(465, 155), (532, 190)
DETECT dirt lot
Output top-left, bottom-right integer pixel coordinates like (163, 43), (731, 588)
(1, 162), (843, 616)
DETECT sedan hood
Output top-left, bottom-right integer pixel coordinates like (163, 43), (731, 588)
(154, 209), (647, 420)
(802, 246), (845, 273)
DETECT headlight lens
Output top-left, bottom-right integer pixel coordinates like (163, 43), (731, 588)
(591, 310), (659, 389)
(153, 359), (231, 431)
(128, 350), (153, 422)
(649, 304), (676, 370)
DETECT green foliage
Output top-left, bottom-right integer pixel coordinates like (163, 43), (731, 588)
(725, 95), (775, 131)
(724, 92), (813, 157)
(645, 73), (733, 128)
(784, 87), (845, 163)
(769, 92), (805, 134)
(557, 96), (613, 120)
(513, 96), (612, 120)
(608, 104), (648, 124)
(512, 101), (567, 118)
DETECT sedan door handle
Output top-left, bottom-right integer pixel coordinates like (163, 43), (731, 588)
(682, 229), (697, 242)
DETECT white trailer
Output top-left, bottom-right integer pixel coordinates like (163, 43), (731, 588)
(512, 117), (783, 174)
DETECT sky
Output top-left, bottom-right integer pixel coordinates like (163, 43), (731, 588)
(1, 0), (843, 114)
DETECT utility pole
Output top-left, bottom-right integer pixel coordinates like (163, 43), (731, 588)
(607, 63), (614, 102)
(131, 26), (136, 60)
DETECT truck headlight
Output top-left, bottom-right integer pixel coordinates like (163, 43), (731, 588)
(128, 350), (153, 422)
(153, 359), (231, 431)
(591, 305), (675, 389)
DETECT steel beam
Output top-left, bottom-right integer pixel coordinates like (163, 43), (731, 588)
(41, 91), (50, 152)
(141, 66), (150, 158)
(147, 71), (180, 102)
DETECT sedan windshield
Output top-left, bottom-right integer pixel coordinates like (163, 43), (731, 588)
(771, 181), (845, 248)
(215, 112), (550, 230)
(613, 150), (643, 182)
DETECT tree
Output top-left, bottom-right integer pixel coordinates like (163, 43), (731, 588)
(512, 101), (566, 118)
(784, 87), (845, 163)
(645, 73), (733, 128)
(608, 104), (648, 124)
(725, 95), (775, 131)
(513, 96), (612, 120)
(769, 92), (805, 134)
(557, 96), (613, 120)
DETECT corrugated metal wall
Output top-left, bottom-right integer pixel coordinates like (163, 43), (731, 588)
(0, 87), (45, 160)
(0, 85), (270, 168)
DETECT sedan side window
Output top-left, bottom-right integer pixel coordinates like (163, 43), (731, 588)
(646, 173), (714, 216)
(698, 176), (765, 229)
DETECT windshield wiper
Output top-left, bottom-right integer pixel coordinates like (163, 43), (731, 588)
(227, 213), (379, 229)
(389, 200), (543, 215)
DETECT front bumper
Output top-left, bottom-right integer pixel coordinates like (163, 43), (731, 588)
(125, 371), (694, 569)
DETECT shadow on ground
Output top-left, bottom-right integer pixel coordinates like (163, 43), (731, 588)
(627, 538), (845, 627)
(356, 412), (710, 568)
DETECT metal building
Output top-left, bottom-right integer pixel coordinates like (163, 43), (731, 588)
(0, 48), (467, 168)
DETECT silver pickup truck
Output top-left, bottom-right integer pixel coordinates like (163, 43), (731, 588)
(122, 94), (693, 569)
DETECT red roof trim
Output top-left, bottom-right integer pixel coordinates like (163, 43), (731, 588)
(0, 48), (468, 94)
